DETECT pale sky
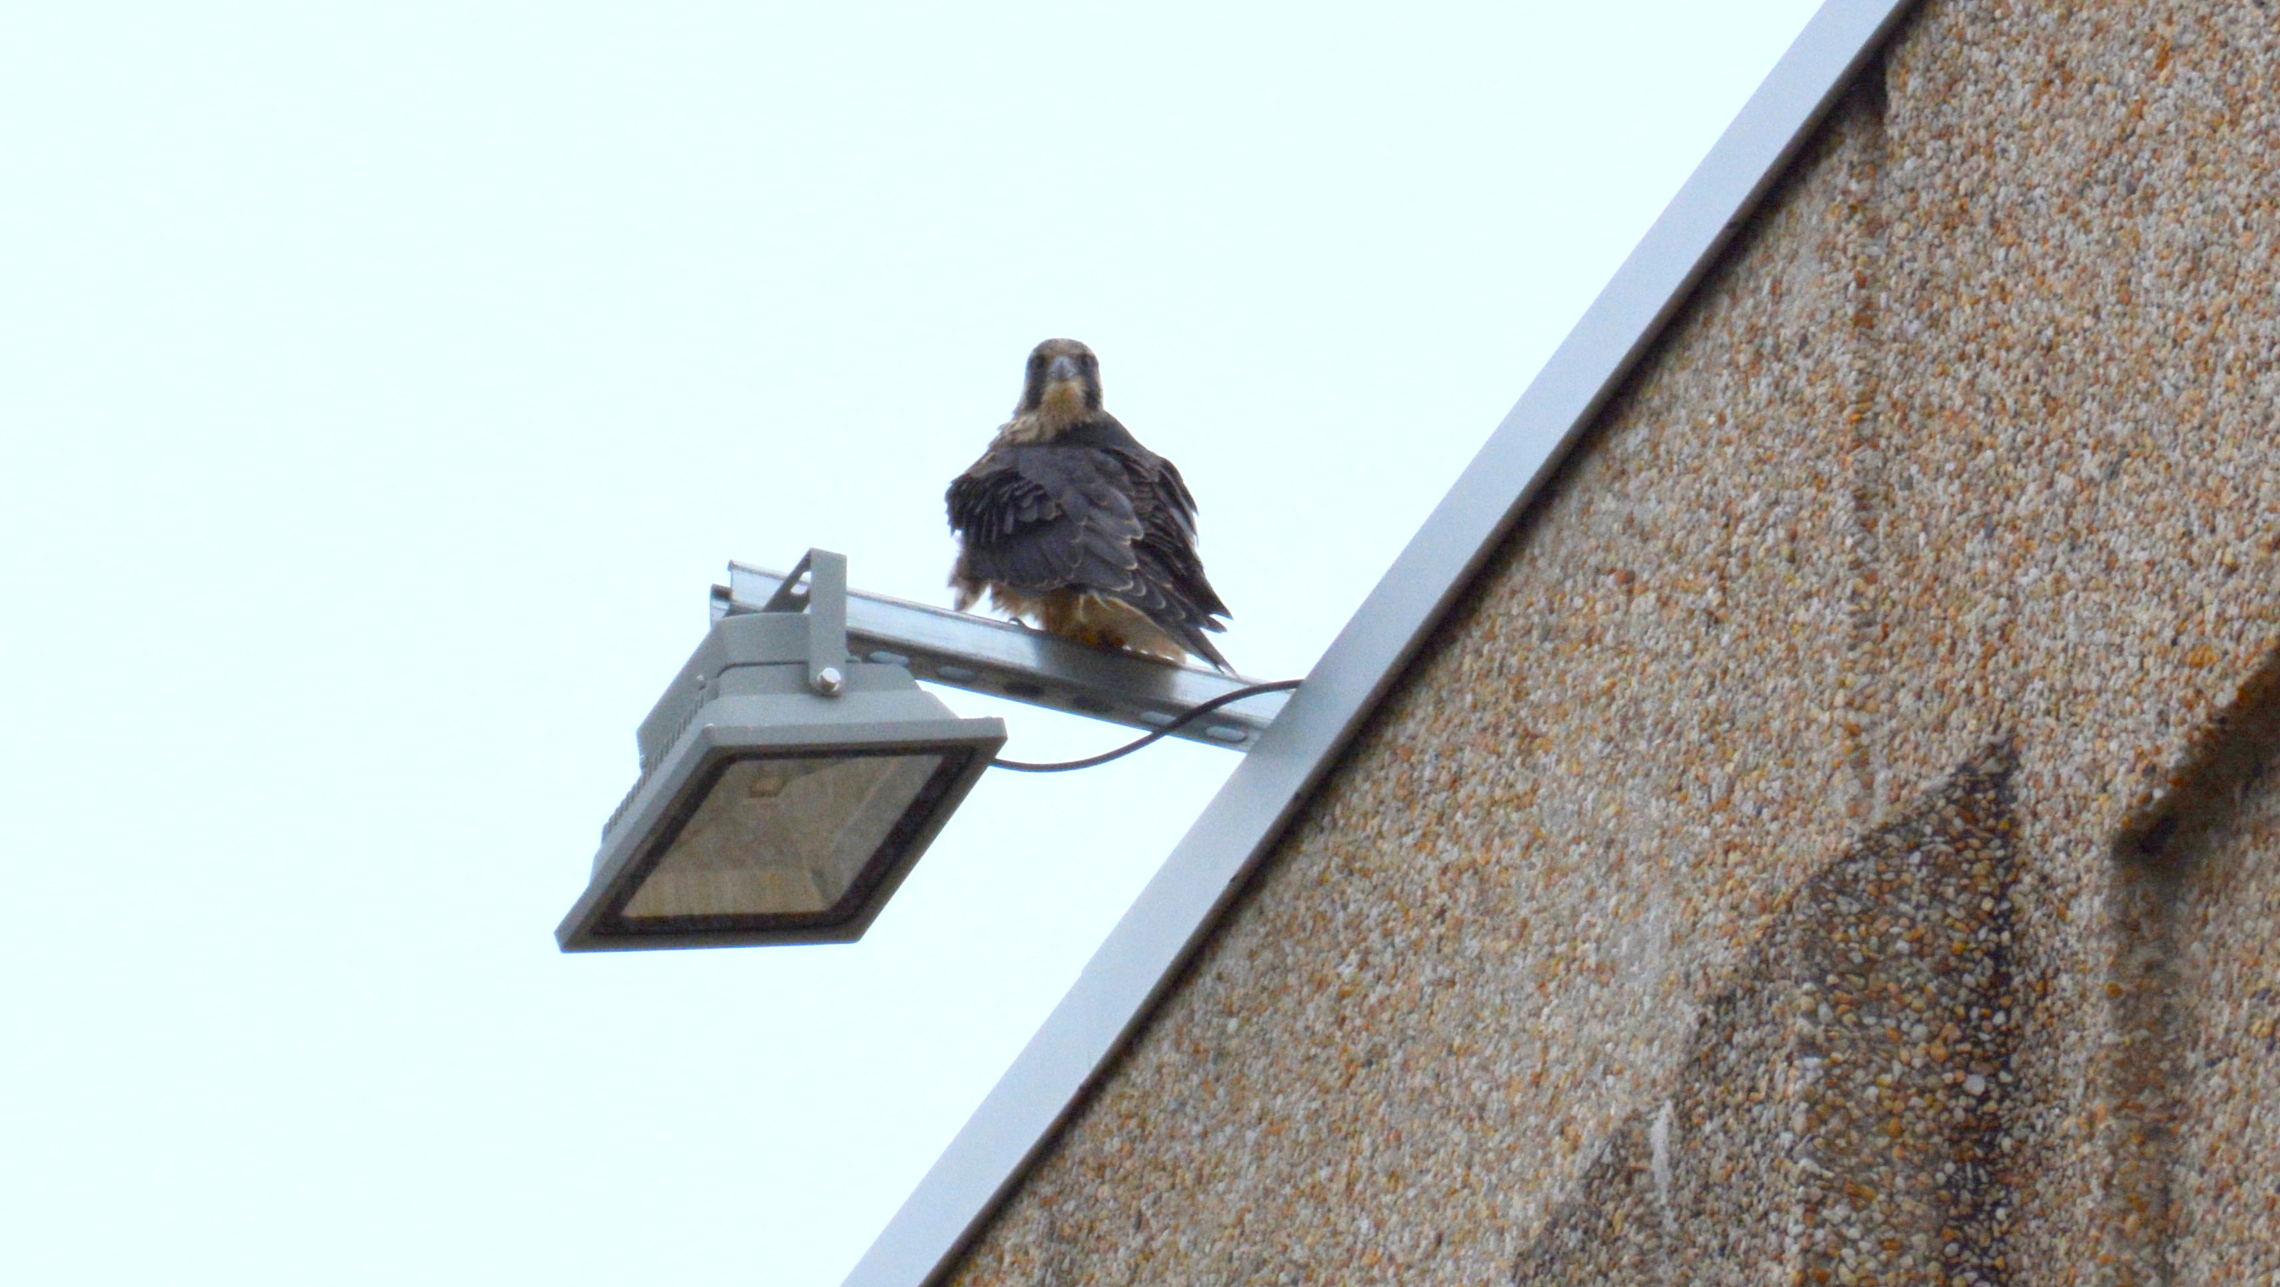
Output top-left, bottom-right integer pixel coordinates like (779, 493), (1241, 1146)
(2, 2), (1819, 1282)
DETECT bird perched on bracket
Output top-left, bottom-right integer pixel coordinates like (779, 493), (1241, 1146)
(947, 338), (1234, 673)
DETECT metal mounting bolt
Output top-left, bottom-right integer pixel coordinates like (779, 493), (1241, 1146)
(812, 666), (845, 697)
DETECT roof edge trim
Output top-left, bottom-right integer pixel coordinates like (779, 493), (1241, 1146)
(844, 1), (1920, 1282)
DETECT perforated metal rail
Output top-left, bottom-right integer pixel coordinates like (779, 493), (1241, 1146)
(711, 562), (1289, 751)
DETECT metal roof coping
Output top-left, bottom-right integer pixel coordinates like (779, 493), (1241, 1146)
(844, 0), (1923, 1281)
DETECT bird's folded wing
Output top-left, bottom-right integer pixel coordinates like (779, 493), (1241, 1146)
(947, 446), (1148, 593)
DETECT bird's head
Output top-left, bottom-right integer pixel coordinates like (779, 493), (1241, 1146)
(1016, 338), (1103, 426)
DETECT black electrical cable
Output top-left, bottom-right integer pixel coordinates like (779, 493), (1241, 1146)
(990, 678), (1304, 773)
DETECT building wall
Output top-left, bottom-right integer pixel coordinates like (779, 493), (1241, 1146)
(944, 0), (2280, 1281)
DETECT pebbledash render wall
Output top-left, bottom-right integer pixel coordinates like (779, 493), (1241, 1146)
(943, 0), (2280, 1282)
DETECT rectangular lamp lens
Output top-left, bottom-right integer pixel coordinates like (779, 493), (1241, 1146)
(619, 752), (946, 920)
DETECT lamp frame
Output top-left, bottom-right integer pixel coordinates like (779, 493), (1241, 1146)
(557, 551), (1005, 951)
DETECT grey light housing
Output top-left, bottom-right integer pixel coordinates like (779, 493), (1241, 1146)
(557, 551), (1005, 950)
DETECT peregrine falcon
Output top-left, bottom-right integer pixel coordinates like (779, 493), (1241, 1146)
(947, 338), (1233, 672)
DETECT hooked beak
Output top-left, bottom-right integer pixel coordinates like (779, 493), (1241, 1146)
(1047, 354), (1081, 384)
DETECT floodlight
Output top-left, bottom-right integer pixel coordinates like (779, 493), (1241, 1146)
(557, 551), (1005, 950)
